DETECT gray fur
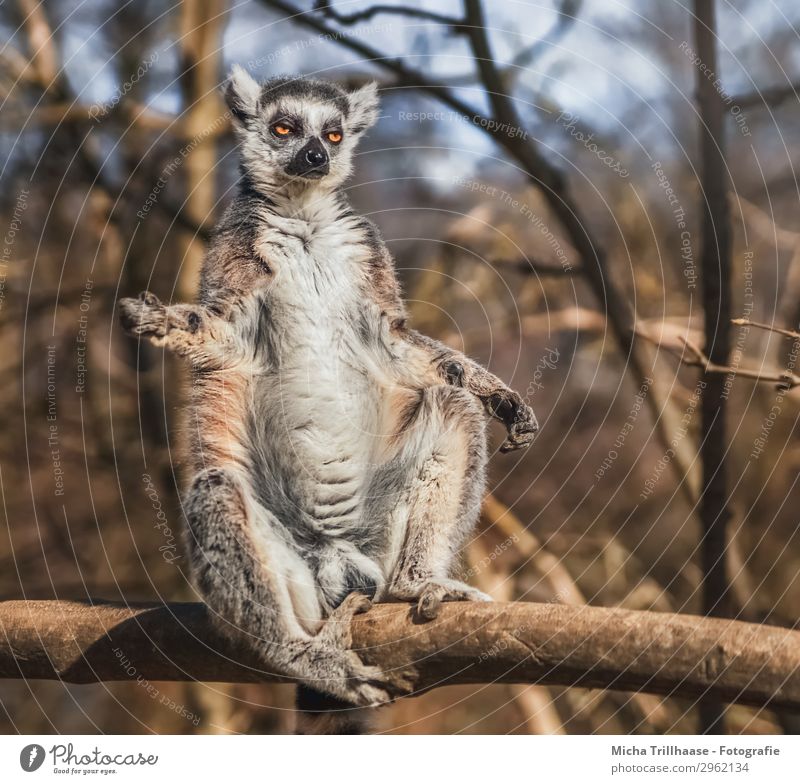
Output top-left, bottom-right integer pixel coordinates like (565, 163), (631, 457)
(118, 68), (537, 730)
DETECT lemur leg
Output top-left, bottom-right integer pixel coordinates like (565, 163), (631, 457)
(184, 467), (396, 706)
(379, 385), (491, 620)
(118, 291), (246, 370)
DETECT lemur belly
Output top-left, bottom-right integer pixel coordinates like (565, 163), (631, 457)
(249, 226), (399, 556)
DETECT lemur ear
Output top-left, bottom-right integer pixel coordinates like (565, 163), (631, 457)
(224, 65), (261, 125)
(346, 82), (380, 134)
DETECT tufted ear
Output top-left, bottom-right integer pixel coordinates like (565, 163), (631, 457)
(224, 65), (261, 125)
(346, 82), (380, 134)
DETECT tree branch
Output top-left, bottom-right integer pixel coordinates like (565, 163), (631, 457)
(635, 325), (800, 390)
(1, 600), (799, 711)
(313, 0), (463, 28)
(732, 82), (800, 110)
(732, 317), (800, 342)
(489, 257), (577, 276)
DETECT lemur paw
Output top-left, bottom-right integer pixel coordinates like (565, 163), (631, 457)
(339, 653), (416, 706)
(390, 578), (492, 621)
(417, 580), (492, 620)
(488, 392), (539, 453)
(340, 655), (394, 706)
(309, 592), (416, 705)
(118, 291), (202, 343)
(306, 649), (399, 707)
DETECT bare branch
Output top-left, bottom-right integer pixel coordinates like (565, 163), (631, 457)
(635, 324), (800, 390)
(732, 193), (799, 250)
(508, 0), (583, 74)
(732, 82), (800, 110)
(490, 257), (577, 276)
(482, 494), (585, 606)
(15, 0), (59, 88)
(313, 0), (463, 28)
(2, 600), (800, 711)
(732, 318), (800, 342)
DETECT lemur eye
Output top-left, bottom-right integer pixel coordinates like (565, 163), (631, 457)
(326, 131), (343, 144)
(272, 124), (292, 137)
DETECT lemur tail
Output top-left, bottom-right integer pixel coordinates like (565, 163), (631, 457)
(294, 686), (375, 734)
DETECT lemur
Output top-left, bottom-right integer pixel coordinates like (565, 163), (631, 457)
(119, 67), (538, 733)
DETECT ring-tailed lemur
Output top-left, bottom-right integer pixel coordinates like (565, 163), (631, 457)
(119, 67), (538, 733)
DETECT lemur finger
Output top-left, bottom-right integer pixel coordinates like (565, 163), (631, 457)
(347, 682), (391, 708)
(417, 587), (444, 620)
(360, 670), (414, 703)
(335, 591), (373, 617)
(499, 434), (534, 453)
(418, 581), (492, 619)
(118, 297), (167, 338)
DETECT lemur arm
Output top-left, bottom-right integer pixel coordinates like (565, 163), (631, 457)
(363, 222), (537, 451)
(399, 328), (539, 453)
(118, 291), (253, 371)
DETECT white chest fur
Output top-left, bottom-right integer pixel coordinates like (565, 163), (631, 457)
(251, 209), (385, 526)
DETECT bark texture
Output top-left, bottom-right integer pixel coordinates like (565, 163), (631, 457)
(0, 600), (798, 711)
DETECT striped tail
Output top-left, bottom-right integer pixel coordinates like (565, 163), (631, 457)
(294, 685), (375, 734)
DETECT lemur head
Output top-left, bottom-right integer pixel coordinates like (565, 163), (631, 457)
(224, 66), (379, 193)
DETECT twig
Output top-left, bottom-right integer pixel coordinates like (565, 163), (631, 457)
(731, 82), (800, 110)
(313, 0), (463, 28)
(732, 318), (800, 342)
(490, 257), (577, 276)
(15, 0), (59, 87)
(635, 326), (800, 390)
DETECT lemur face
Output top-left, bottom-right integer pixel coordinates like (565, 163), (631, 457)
(224, 67), (379, 191)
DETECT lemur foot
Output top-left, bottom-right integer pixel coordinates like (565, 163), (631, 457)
(306, 592), (413, 707)
(318, 591), (373, 649)
(389, 578), (492, 621)
(118, 291), (201, 344)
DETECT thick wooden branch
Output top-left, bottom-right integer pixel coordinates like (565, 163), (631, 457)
(1, 600), (799, 711)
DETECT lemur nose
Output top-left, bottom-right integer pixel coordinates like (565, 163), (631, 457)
(305, 147), (327, 166)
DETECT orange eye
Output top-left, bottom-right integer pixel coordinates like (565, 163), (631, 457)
(273, 124), (291, 136)
(327, 131), (342, 144)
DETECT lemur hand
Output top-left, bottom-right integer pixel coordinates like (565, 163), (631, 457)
(486, 391), (539, 453)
